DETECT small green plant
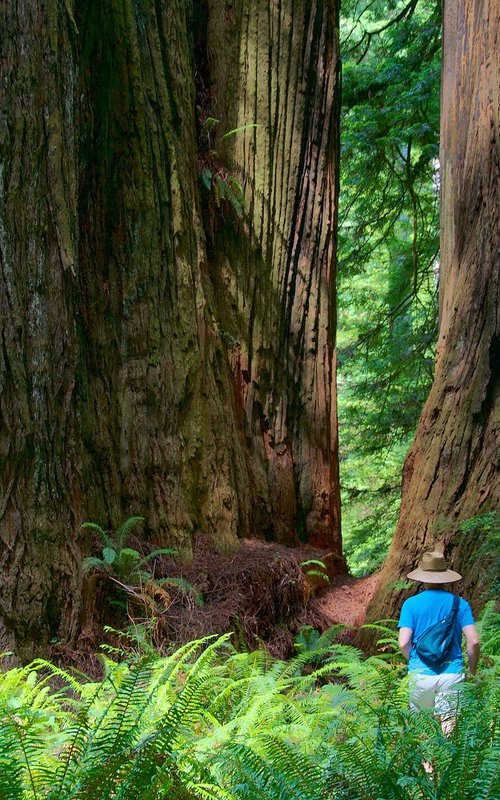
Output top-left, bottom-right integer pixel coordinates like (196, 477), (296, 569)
(82, 516), (175, 584)
(219, 122), (259, 140)
(387, 579), (414, 591)
(200, 166), (245, 219)
(82, 517), (203, 608)
(300, 559), (330, 584)
(293, 625), (347, 672)
(198, 118), (258, 227)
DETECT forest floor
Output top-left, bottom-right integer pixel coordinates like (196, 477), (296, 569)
(53, 538), (381, 675)
(314, 572), (380, 627)
(157, 537), (381, 652)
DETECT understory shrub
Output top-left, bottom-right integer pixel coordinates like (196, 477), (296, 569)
(0, 608), (498, 799)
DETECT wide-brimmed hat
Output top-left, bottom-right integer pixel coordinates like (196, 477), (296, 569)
(407, 551), (462, 583)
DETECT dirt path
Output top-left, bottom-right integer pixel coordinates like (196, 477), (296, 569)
(315, 572), (381, 627)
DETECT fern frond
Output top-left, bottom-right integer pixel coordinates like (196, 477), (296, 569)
(81, 521), (115, 550)
(138, 547), (177, 566)
(477, 601), (500, 656)
(220, 123), (258, 140)
(82, 555), (110, 574)
(115, 516), (145, 552)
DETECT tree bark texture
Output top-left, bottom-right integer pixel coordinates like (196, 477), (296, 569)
(368, 0), (499, 621)
(205, 0), (341, 549)
(0, 0), (341, 657)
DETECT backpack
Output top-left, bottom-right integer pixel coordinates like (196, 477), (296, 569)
(414, 595), (460, 672)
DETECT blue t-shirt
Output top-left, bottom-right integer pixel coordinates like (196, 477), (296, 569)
(398, 589), (474, 674)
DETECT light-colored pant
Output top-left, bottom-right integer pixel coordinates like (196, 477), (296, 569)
(409, 671), (465, 717)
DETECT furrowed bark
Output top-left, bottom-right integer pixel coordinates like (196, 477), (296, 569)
(0, 0), (342, 658)
(368, 0), (499, 621)
(205, 0), (342, 550)
(0, 0), (81, 658)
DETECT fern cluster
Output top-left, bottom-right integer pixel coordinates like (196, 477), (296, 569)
(1, 606), (498, 799)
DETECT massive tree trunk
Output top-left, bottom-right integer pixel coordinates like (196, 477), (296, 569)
(368, 0), (499, 621)
(205, 0), (341, 549)
(0, 0), (342, 658)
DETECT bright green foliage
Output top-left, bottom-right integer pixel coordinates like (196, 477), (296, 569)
(338, 0), (441, 574)
(477, 601), (500, 658)
(300, 560), (331, 586)
(1, 606), (498, 799)
(340, 437), (409, 575)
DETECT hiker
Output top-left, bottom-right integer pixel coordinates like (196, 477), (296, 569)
(397, 551), (480, 731)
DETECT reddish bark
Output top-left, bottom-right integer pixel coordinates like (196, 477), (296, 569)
(368, 0), (499, 622)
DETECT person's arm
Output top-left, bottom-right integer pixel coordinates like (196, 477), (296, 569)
(463, 624), (480, 676)
(398, 626), (413, 660)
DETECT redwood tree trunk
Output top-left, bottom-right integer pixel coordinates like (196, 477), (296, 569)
(368, 0), (499, 621)
(205, 0), (341, 550)
(0, 0), (342, 658)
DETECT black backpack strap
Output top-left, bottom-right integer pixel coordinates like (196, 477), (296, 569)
(450, 594), (460, 621)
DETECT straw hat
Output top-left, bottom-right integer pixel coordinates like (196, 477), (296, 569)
(407, 551), (462, 583)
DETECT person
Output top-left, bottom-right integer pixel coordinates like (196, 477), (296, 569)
(398, 550), (480, 731)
